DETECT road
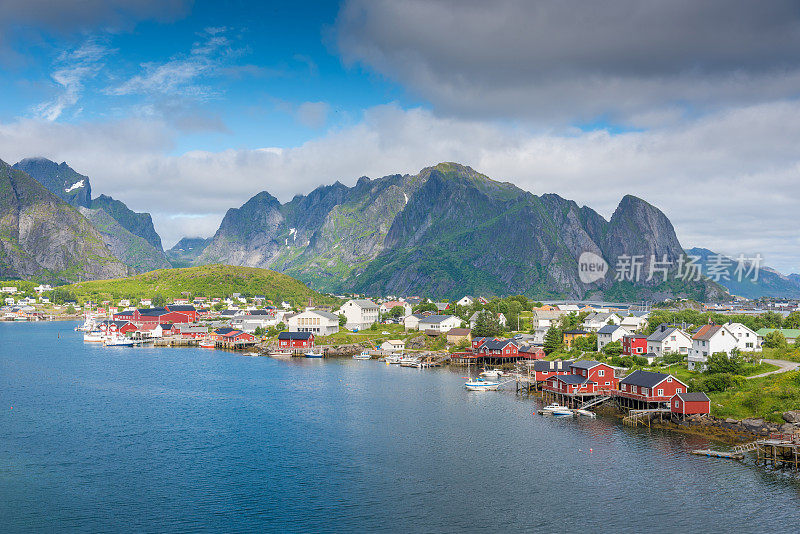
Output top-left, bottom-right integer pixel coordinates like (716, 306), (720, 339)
(746, 358), (800, 379)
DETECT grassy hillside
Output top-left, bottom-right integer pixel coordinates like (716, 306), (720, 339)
(62, 264), (340, 307)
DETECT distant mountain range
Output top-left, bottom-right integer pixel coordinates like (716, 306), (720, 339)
(686, 247), (800, 299)
(3, 156), (795, 300)
(188, 162), (725, 300)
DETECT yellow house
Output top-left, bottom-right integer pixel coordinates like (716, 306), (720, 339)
(563, 329), (590, 349)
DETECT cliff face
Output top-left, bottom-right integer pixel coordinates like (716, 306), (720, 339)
(193, 162), (725, 300)
(13, 157), (92, 208)
(166, 237), (212, 268)
(0, 160), (129, 282)
(90, 194), (163, 251)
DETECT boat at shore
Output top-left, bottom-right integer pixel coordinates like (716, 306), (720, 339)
(575, 409), (597, 418)
(399, 356), (419, 367)
(269, 351), (292, 358)
(199, 339), (215, 348)
(83, 331), (104, 343)
(540, 403), (574, 417)
(464, 378), (500, 391)
(304, 351), (324, 358)
(353, 352), (371, 360)
(104, 335), (134, 347)
(480, 368), (504, 378)
(384, 354), (403, 364)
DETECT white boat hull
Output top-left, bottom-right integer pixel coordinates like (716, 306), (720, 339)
(465, 381), (500, 391)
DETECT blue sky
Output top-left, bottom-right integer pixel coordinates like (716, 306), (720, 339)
(1, 1), (800, 274)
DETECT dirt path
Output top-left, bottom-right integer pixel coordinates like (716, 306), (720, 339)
(746, 358), (799, 379)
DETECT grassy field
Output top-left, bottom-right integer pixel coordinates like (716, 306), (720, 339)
(708, 371), (800, 422)
(60, 264), (341, 307)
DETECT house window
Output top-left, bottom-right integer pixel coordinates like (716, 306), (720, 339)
(632, 386), (638, 393)
(657, 389), (664, 396)
(598, 370), (605, 377)
(675, 400), (680, 407)
(676, 388), (683, 394)
(667, 377), (672, 382)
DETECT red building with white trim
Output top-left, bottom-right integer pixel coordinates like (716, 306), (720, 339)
(618, 370), (687, 404)
(671, 391), (710, 415)
(278, 331), (314, 349)
(568, 361), (618, 392)
(622, 334), (648, 356)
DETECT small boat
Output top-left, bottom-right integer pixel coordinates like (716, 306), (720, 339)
(269, 351), (292, 358)
(575, 409), (597, 419)
(540, 403), (574, 416)
(304, 351), (324, 358)
(199, 339), (215, 348)
(464, 378), (500, 391)
(244, 352), (260, 357)
(384, 355), (403, 364)
(104, 335), (134, 346)
(480, 369), (504, 378)
(353, 352), (371, 360)
(83, 331), (104, 343)
(399, 357), (420, 367)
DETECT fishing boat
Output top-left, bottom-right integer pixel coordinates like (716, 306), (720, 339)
(104, 335), (134, 347)
(353, 352), (371, 360)
(83, 331), (104, 343)
(540, 403), (574, 417)
(464, 377), (500, 391)
(480, 369), (504, 378)
(304, 350), (324, 358)
(384, 354), (403, 364)
(199, 339), (215, 348)
(399, 356), (419, 367)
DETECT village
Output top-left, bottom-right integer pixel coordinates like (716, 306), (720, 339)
(4, 283), (800, 450)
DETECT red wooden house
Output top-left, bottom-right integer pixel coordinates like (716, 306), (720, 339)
(568, 361), (618, 392)
(671, 391), (710, 415)
(278, 331), (314, 349)
(471, 337), (498, 350)
(98, 320), (138, 335)
(113, 305), (197, 328)
(622, 334), (648, 356)
(542, 374), (599, 396)
(518, 344), (545, 359)
(209, 328), (255, 343)
(477, 339), (520, 358)
(530, 360), (574, 382)
(618, 370), (687, 405)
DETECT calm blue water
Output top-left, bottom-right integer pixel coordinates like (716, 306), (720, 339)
(1, 321), (799, 533)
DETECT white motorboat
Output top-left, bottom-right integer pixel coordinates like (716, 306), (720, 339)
(575, 409), (597, 419)
(199, 339), (215, 348)
(353, 352), (372, 360)
(104, 335), (134, 346)
(304, 351), (324, 358)
(83, 331), (104, 343)
(480, 369), (504, 378)
(384, 355), (403, 364)
(244, 352), (260, 357)
(399, 357), (420, 367)
(464, 378), (500, 391)
(540, 403), (574, 416)
(269, 351), (292, 358)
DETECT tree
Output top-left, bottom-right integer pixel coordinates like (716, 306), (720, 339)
(213, 302), (226, 312)
(574, 333), (597, 352)
(784, 311), (800, 330)
(65, 305), (77, 315)
(389, 306), (404, 318)
(705, 351), (744, 375)
(276, 321), (286, 332)
(253, 326), (265, 337)
(338, 314), (347, 327)
(543, 327), (562, 355)
(602, 340), (623, 357)
(151, 293), (166, 307)
(413, 302), (437, 313)
(762, 330), (789, 349)
(472, 310), (502, 337)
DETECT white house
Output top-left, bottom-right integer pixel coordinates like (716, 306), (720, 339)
(380, 339), (406, 353)
(596, 324), (631, 351)
(338, 299), (379, 331)
(288, 309), (340, 336)
(456, 296), (474, 307)
(419, 314), (462, 333)
(725, 322), (762, 352)
(404, 313), (427, 330)
(583, 312), (621, 332)
(619, 314), (649, 331)
(647, 324), (693, 356)
(34, 284), (52, 293)
(688, 324), (739, 370)
(379, 300), (412, 317)
(531, 310), (566, 329)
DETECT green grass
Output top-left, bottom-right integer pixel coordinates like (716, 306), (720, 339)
(709, 371), (800, 422)
(60, 264), (341, 307)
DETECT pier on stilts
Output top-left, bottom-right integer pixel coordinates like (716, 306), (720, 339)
(744, 434), (800, 471)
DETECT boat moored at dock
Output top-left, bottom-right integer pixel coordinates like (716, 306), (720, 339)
(464, 378), (500, 391)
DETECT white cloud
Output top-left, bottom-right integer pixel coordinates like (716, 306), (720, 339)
(2, 102), (800, 272)
(34, 38), (110, 121)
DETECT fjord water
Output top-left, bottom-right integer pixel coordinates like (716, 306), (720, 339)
(1, 322), (799, 533)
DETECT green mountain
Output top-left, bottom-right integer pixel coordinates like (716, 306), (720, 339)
(12, 157), (168, 273)
(196, 162), (725, 300)
(0, 159), (129, 282)
(166, 237), (212, 268)
(13, 157), (92, 207)
(686, 247), (800, 299)
(90, 194), (163, 250)
(63, 264), (340, 307)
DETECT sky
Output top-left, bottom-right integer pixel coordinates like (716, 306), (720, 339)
(1, 0), (800, 273)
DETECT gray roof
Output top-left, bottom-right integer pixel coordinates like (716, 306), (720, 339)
(349, 299), (378, 309)
(420, 314), (456, 324)
(619, 370), (681, 388)
(552, 374), (593, 385)
(647, 324), (686, 342)
(304, 310), (339, 321)
(675, 391), (710, 402)
(598, 324), (623, 334)
(482, 339), (516, 350)
(570, 360), (602, 370)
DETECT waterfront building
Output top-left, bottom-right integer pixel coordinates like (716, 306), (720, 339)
(278, 331), (314, 349)
(618, 370), (688, 406)
(288, 309), (340, 336)
(339, 299), (379, 331)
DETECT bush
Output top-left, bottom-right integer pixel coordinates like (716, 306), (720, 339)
(762, 330), (789, 349)
(602, 341), (623, 357)
(662, 352), (685, 365)
(691, 373), (745, 393)
(706, 351), (745, 375)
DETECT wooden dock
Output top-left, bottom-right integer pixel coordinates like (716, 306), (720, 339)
(691, 449), (744, 460)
